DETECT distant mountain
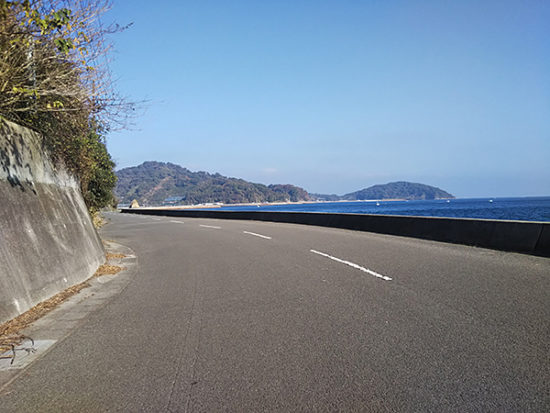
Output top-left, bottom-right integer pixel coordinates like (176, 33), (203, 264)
(341, 181), (454, 201)
(115, 163), (454, 206)
(115, 161), (311, 205)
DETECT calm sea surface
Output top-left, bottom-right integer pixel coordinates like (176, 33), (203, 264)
(202, 197), (550, 222)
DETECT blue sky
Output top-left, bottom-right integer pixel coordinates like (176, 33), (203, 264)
(105, 0), (549, 197)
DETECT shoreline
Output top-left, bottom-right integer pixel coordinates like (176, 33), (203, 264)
(140, 198), (430, 210)
(123, 195), (550, 210)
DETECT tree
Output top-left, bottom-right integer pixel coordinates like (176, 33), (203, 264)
(67, 125), (117, 212)
(0, 0), (131, 210)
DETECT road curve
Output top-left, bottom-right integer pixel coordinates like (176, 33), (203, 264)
(1, 212), (549, 412)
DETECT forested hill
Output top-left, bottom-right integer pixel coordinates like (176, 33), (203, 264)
(115, 162), (454, 205)
(115, 162), (311, 205)
(340, 181), (454, 201)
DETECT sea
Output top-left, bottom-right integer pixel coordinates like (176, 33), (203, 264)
(202, 197), (550, 222)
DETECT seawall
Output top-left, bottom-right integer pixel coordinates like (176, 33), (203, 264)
(121, 208), (549, 257)
(0, 120), (105, 323)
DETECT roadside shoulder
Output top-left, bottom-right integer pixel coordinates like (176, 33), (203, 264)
(0, 241), (137, 391)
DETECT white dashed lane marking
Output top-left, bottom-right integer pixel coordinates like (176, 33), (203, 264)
(170, 220), (185, 224)
(310, 249), (392, 281)
(200, 225), (221, 229)
(243, 231), (272, 240)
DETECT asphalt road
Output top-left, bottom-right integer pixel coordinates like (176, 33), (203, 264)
(1, 212), (549, 412)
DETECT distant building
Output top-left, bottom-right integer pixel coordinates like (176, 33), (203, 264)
(163, 196), (185, 206)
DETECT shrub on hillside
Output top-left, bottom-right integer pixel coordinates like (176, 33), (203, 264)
(0, 0), (130, 210)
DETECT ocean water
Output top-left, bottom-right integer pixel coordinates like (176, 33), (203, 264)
(203, 197), (550, 222)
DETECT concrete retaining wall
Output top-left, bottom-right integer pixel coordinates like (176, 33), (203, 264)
(0, 120), (105, 324)
(121, 208), (550, 257)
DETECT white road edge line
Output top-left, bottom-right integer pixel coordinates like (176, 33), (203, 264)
(310, 249), (392, 281)
(200, 224), (221, 229)
(170, 220), (185, 224)
(243, 231), (272, 240)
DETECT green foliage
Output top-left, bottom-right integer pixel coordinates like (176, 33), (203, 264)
(26, 6), (72, 35)
(42, 123), (116, 211)
(0, 1), (128, 212)
(79, 129), (117, 211)
(53, 37), (73, 54)
(1, 1), (92, 117)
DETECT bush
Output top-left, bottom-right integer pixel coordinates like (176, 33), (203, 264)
(0, 0), (130, 210)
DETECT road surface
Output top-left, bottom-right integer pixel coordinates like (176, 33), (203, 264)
(1, 212), (549, 412)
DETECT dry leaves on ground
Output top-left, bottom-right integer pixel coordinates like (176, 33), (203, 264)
(0, 252), (127, 351)
(94, 264), (125, 277)
(0, 281), (90, 351)
(106, 252), (126, 260)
